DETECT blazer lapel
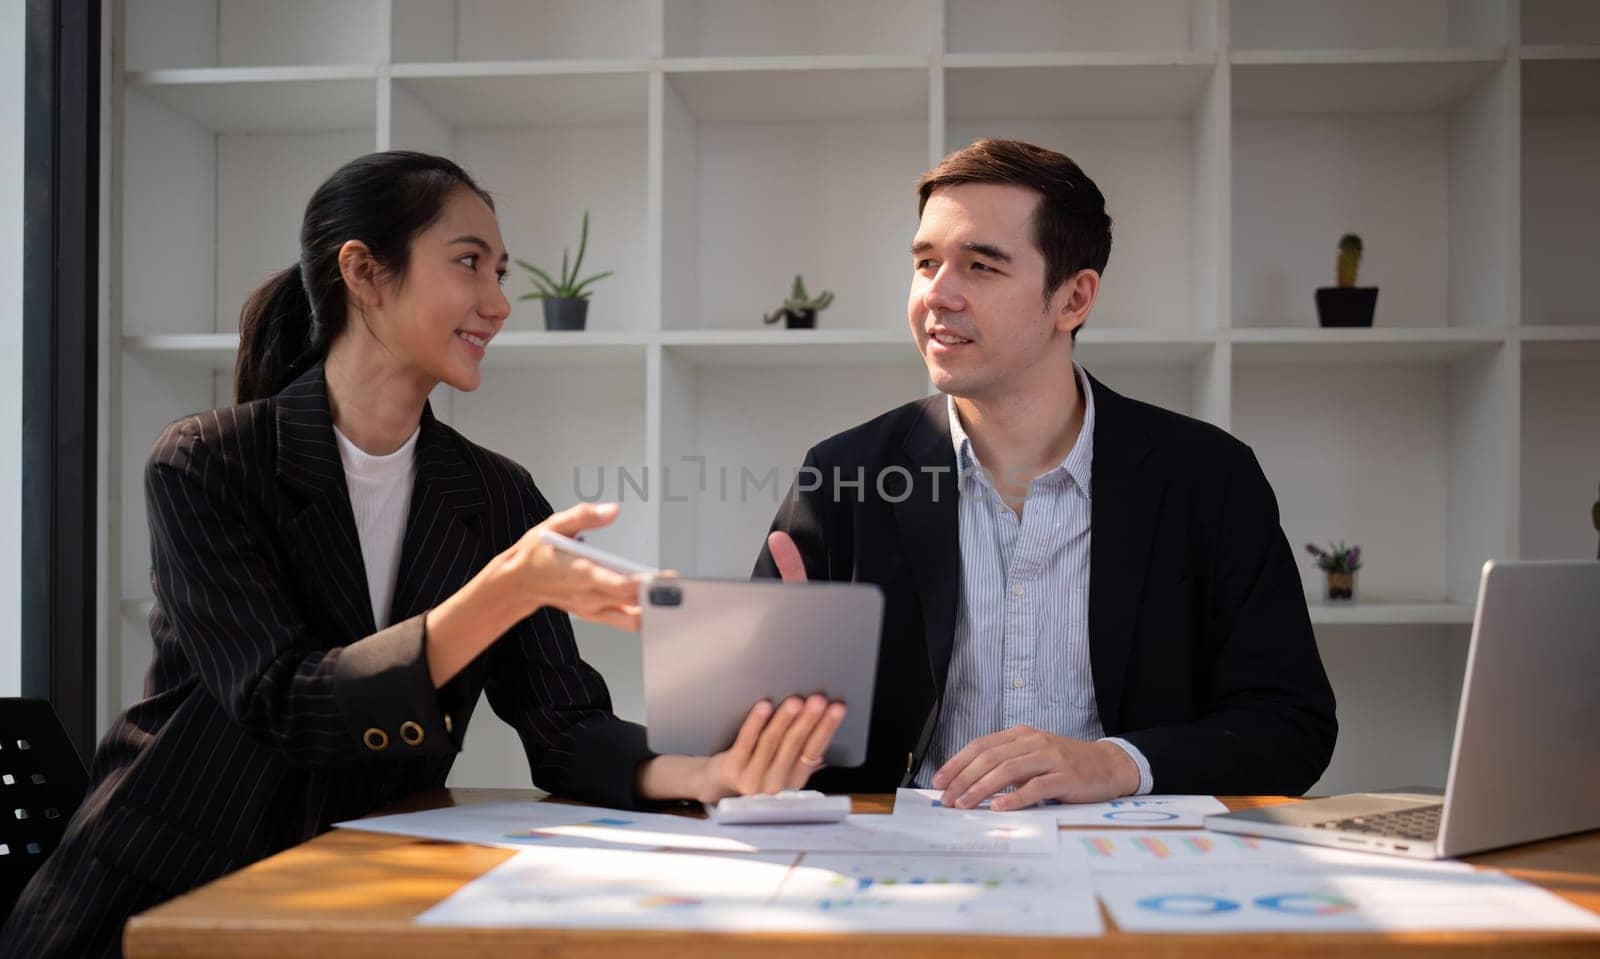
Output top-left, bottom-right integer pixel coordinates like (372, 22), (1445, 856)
(893, 395), (962, 692)
(1085, 372), (1164, 732)
(388, 405), (486, 627)
(275, 364), (378, 646)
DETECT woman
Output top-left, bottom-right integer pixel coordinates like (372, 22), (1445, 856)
(1, 152), (842, 957)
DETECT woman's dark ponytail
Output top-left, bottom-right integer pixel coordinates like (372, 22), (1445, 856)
(231, 151), (495, 403)
(234, 263), (315, 403)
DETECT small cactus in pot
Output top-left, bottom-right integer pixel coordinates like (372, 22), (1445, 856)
(763, 275), (835, 329)
(1336, 233), (1363, 287)
(1316, 233), (1377, 328)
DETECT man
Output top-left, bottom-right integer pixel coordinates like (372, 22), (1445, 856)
(754, 138), (1337, 810)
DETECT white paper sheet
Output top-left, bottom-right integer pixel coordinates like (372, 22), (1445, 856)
(416, 846), (798, 930)
(895, 788), (1228, 827)
(770, 849), (1102, 936)
(1096, 867), (1600, 933)
(337, 799), (1057, 855)
(418, 844), (1104, 936)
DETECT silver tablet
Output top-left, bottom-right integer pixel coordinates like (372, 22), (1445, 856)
(640, 577), (884, 767)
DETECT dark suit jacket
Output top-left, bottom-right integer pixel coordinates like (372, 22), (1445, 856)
(2, 364), (650, 956)
(754, 371), (1337, 797)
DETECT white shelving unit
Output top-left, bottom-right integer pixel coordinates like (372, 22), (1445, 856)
(104, 0), (1600, 795)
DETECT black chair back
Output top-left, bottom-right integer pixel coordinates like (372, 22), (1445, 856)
(0, 698), (89, 926)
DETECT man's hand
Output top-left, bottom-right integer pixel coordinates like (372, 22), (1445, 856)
(767, 531), (808, 583)
(932, 725), (1140, 810)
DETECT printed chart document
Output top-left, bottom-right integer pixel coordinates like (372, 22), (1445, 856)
(896, 788), (1227, 827)
(770, 849), (1102, 936)
(1096, 867), (1600, 934)
(337, 799), (1057, 855)
(418, 845), (1103, 937)
(1071, 830), (1475, 875)
(416, 846), (797, 930)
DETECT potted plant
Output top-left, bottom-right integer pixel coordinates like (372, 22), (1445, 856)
(763, 274), (834, 329)
(515, 210), (613, 331)
(1592, 482), (1599, 561)
(1306, 541), (1363, 602)
(1315, 234), (1377, 328)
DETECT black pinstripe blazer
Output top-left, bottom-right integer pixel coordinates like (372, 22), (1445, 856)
(9, 363), (652, 932)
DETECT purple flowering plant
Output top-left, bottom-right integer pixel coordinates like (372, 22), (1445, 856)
(1305, 541), (1363, 573)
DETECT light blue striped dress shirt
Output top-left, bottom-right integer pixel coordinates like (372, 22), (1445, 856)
(911, 365), (1155, 795)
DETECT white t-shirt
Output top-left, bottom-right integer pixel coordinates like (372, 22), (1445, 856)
(332, 423), (419, 631)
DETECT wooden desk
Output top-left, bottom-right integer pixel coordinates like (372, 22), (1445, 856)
(125, 789), (1600, 958)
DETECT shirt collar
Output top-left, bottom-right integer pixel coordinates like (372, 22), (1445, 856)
(947, 363), (1096, 497)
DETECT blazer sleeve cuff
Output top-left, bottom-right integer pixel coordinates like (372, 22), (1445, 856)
(563, 718), (656, 810)
(331, 611), (462, 757)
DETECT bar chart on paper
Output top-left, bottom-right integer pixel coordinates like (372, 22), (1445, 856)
(773, 853), (1102, 937)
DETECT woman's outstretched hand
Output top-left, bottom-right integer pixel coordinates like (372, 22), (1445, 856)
(513, 501), (644, 631)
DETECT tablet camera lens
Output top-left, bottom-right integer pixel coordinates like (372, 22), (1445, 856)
(648, 585), (682, 607)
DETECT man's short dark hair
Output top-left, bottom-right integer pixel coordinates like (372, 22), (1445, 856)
(917, 138), (1113, 336)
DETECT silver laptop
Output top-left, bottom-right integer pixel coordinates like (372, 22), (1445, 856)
(1207, 559), (1600, 860)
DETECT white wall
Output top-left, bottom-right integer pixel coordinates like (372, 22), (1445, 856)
(1, 0), (26, 697)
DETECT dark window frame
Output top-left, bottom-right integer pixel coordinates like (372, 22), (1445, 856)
(22, 0), (102, 764)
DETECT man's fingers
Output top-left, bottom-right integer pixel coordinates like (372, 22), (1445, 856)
(933, 727), (1009, 790)
(954, 753), (1052, 809)
(994, 771), (1072, 812)
(767, 531), (808, 583)
(941, 736), (1034, 808)
(542, 501), (621, 537)
(785, 701), (846, 790)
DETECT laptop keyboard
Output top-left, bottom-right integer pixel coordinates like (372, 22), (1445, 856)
(1311, 804), (1443, 842)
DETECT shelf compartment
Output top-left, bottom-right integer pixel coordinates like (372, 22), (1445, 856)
(1233, 352), (1516, 608)
(662, 63), (929, 124)
(389, 71), (652, 333)
(124, 0), (385, 70)
(660, 68), (929, 332)
(125, 69), (379, 133)
(124, 332), (654, 370)
(1229, 328), (1505, 364)
(1231, 55), (1513, 333)
(1520, 353), (1600, 561)
(1521, 58), (1600, 328)
(121, 79), (376, 338)
(944, 59), (1215, 119)
(1520, 0), (1600, 47)
(1230, 54), (1503, 117)
(663, 0), (936, 57)
(945, 0), (1216, 55)
(660, 330), (917, 367)
(391, 0), (659, 64)
(1230, 0), (1507, 52)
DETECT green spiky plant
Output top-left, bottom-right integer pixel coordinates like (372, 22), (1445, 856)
(1336, 234), (1363, 288)
(515, 210), (613, 302)
(763, 274), (835, 325)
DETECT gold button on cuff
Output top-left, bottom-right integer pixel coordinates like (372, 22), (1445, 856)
(363, 728), (389, 751)
(444, 713), (454, 735)
(400, 721), (425, 746)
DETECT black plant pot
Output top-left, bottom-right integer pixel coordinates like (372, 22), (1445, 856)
(543, 297), (589, 331)
(1315, 287), (1378, 328)
(783, 309), (817, 329)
